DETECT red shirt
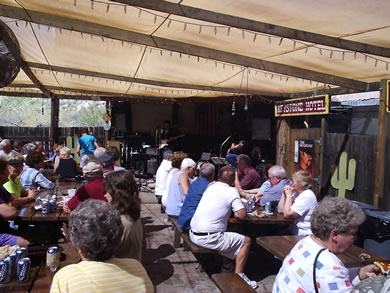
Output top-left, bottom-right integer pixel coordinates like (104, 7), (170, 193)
(67, 177), (106, 211)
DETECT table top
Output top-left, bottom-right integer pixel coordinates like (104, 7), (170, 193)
(0, 243), (80, 293)
(229, 206), (295, 225)
(256, 235), (387, 268)
(15, 180), (84, 223)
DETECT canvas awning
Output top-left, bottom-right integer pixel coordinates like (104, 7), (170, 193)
(0, 0), (389, 101)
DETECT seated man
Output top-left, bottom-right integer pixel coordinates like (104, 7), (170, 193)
(178, 163), (214, 232)
(51, 199), (153, 293)
(63, 160), (106, 213)
(20, 152), (55, 190)
(235, 154), (261, 196)
(258, 165), (290, 206)
(155, 150), (173, 204)
(190, 166), (257, 289)
(226, 139), (244, 169)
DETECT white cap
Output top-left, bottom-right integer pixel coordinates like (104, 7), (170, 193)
(181, 158), (196, 170)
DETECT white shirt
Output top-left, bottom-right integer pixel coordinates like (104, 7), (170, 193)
(290, 189), (317, 235)
(190, 181), (244, 233)
(162, 168), (178, 206)
(155, 159), (172, 196)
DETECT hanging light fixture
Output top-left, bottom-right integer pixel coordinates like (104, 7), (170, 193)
(244, 97), (248, 111)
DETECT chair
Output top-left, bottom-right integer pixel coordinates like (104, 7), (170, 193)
(134, 172), (154, 192)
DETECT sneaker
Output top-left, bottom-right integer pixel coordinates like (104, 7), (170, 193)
(220, 262), (235, 273)
(238, 273), (258, 289)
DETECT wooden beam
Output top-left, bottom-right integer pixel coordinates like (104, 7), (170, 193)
(50, 97), (59, 148)
(113, 0), (390, 58)
(373, 79), (388, 208)
(0, 4), (368, 91)
(26, 62), (284, 97)
(20, 61), (52, 97)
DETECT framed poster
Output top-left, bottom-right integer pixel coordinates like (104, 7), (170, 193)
(298, 139), (314, 177)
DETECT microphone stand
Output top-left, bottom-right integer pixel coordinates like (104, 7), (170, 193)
(220, 136), (231, 157)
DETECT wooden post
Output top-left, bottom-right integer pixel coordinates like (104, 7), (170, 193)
(319, 116), (328, 195)
(104, 101), (110, 148)
(50, 96), (59, 149)
(373, 80), (388, 208)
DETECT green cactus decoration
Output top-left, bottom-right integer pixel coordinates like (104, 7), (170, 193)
(331, 152), (356, 198)
(66, 135), (80, 163)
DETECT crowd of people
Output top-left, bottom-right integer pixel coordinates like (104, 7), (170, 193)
(0, 130), (384, 292)
(0, 133), (153, 292)
(154, 146), (382, 291)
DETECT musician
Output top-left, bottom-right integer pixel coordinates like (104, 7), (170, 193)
(226, 139), (245, 169)
(157, 120), (184, 155)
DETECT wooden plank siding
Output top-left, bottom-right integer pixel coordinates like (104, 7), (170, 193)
(0, 126), (104, 150)
(320, 133), (377, 205)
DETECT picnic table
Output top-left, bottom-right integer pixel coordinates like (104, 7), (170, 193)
(229, 206), (295, 225)
(14, 180), (84, 223)
(256, 235), (387, 268)
(0, 243), (80, 293)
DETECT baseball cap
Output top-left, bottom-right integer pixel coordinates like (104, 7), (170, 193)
(82, 160), (102, 174)
(98, 153), (113, 168)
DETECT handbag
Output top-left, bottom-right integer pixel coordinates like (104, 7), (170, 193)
(313, 248), (327, 293)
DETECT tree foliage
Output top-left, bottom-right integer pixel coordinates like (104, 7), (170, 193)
(0, 96), (105, 127)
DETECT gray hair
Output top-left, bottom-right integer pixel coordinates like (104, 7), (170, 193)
(268, 165), (286, 179)
(199, 163), (215, 180)
(311, 197), (366, 241)
(22, 143), (37, 155)
(0, 139), (10, 150)
(237, 154), (251, 166)
(69, 199), (124, 261)
(94, 147), (107, 160)
(163, 150), (173, 160)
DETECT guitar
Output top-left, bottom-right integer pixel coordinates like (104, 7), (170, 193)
(158, 134), (185, 149)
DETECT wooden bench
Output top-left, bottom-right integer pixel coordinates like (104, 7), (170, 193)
(169, 216), (213, 254)
(211, 273), (256, 293)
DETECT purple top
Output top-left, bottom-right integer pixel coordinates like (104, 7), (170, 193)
(238, 167), (261, 190)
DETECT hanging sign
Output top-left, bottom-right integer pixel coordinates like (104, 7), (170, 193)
(275, 94), (329, 117)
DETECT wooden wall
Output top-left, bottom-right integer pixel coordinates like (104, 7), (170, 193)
(321, 133), (377, 204)
(0, 126), (105, 149)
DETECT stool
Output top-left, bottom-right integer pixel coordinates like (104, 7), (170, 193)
(134, 172), (154, 192)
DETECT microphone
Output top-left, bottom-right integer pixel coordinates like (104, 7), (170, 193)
(220, 136), (231, 157)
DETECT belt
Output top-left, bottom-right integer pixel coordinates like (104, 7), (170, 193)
(190, 230), (220, 236)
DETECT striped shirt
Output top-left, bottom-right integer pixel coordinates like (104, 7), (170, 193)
(50, 258), (154, 293)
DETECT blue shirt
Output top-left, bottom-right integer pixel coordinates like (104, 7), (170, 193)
(178, 177), (210, 232)
(166, 171), (187, 216)
(77, 134), (97, 154)
(20, 167), (55, 190)
(260, 178), (290, 206)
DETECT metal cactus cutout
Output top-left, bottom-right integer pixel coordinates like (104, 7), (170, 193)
(331, 152), (356, 198)
(66, 135), (80, 163)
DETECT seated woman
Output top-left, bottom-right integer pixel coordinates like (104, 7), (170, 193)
(273, 197), (379, 292)
(0, 158), (29, 247)
(3, 152), (38, 206)
(103, 170), (143, 261)
(277, 170), (317, 235)
(51, 199), (153, 293)
(20, 152), (55, 190)
(54, 147), (80, 180)
(161, 151), (187, 207)
(165, 158), (196, 217)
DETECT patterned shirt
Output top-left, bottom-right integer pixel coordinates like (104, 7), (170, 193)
(273, 236), (360, 293)
(50, 258), (154, 293)
(20, 167), (54, 190)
